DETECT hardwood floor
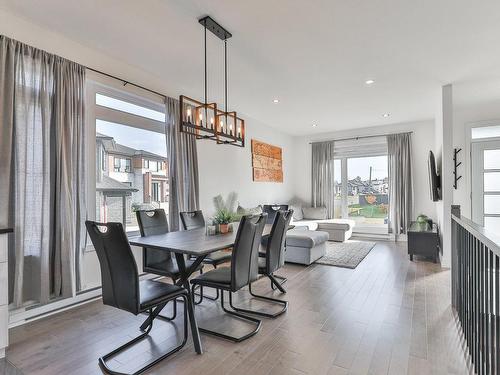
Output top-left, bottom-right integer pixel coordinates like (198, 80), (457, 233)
(6, 241), (471, 375)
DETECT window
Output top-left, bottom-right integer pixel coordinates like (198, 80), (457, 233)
(472, 125), (500, 140)
(334, 159), (342, 218)
(152, 182), (160, 202)
(144, 159), (160, 172)
(113, 157), (131, 172)
(96, 93), (165, 122)
(89, 85), (168, 235)
(101, 148), (106, 171)
(333, 136), (389, 234)
(346, 156), (388, 230)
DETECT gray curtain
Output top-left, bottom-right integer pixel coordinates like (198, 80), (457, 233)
(0, 36), (86, 306)
(311, 141), (335, 218)
(165, 97), (199, 231)
(387, 133), (413, 238)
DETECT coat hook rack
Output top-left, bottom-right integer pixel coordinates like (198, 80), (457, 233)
(453, 148), (462, 189)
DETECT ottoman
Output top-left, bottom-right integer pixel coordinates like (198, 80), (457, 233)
(285, 229), (329, 265)
(316, 219), (355, 242)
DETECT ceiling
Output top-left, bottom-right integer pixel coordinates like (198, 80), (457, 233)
(2, 0), (500, 136)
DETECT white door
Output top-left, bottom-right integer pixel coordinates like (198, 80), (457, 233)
(471, 140), (500, 231)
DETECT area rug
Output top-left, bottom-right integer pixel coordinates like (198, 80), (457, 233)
(315, 240), (376, 269)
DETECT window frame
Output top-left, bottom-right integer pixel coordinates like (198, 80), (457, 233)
(113, 157), (132, 173)
(85, 75), (167, 251)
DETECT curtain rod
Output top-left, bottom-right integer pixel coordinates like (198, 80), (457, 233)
(309, 131), (413, 144)
(86, 67), (167, 99)
(2, 34), (168, 100)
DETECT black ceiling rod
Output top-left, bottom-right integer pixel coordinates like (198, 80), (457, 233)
(204, 22), (207, 106)
(224, 39), (228, 113)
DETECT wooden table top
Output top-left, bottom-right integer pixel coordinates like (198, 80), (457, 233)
(129, 224), (272, 256)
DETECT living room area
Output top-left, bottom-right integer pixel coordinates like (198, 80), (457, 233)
(2, 1), (500, 375)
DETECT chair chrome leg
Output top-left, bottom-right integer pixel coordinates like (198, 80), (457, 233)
(143, 299), (177, 321)
(192, 266), (220, 304)
(273, 274), (287, 284)
(99, 295), (189, 375)
(142, 276), (180, 322)
(193, 285), (219, 305)
(269, 274), (287, 294)
(197, 289), (262, 342)
(228, 283), (288, 318)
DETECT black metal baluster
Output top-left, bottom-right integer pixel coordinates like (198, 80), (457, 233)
(460, 226), (464, 328)
(494, 255), (500, 375)
(488, 247), (493, 375)
(481, 241), (486, 375)
(465, 232), (474, 358)
(485, 245), (490, 375)
(475, 235), (479, 374)
(465, 226), (468, 343)
(480, 240), (484, 375)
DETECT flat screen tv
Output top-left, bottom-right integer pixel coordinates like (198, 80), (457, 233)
(428, 150), (441, 202)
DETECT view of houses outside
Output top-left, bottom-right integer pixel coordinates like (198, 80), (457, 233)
(334, 155), (389, 229)
(95, 120), (168, 232)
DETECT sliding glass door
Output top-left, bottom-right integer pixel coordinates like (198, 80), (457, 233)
(333, 137), (389, 234)
(346, 156), (388, 233)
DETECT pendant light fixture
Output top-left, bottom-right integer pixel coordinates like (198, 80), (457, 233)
(179, 16), (245, 147)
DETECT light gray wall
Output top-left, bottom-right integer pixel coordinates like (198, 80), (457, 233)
(292, 120), (437, 222)
(198, 116), (296, 218)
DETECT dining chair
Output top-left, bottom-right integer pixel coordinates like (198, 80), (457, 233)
(180, 210), (232, 303)
(190, 213), (267, 342)
(262, 204), (289, 224)
(85, 221), (191, 375)
(136, 209), (203, 320)
(231, 209), (293, 318)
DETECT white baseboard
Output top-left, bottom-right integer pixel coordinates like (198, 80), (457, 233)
(8, 273), (158, 328)
(8, 289), (102, 328)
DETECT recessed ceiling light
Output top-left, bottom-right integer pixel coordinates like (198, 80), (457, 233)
(273, 99), (280, 103)
(365, 79), (375, 85)
(382, 113), (390, 118)
(312, 123), (318, 127)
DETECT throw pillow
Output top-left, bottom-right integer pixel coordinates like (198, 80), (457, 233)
(289, 204), (303, 221)
(302, 206), (327, 220)
(236, 204), (263, 215)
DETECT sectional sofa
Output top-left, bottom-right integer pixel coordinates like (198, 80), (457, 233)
(286, 205), (355, 242)
(258, 204), (355, 265)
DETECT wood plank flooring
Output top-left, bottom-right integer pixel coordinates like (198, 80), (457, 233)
(6, 241), (472, 375)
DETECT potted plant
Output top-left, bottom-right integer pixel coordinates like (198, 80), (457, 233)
(212, 192), (238, 234)
(213, 209), (234, 234)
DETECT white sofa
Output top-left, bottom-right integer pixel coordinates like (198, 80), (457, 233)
(289, 206), (355, 242)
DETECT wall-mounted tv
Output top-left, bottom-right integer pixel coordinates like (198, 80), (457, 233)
(428, 150), (441, 202)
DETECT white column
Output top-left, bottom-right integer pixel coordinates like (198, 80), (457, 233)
(0, 231), (10, 359)
(435, 84), (453, 267)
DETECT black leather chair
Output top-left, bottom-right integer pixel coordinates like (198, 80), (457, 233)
(180, 210), (232, 304)
(190, 214), (267, 342)
(136, 209), (203, 319)
(180, 210), (232, 268)
(232, 210), (293, 318)
(85, 221), (191, 375)
(262, 204), (289, 224)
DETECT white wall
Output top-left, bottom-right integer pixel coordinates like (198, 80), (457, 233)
(0, 9), (296, 290)
(198, 118), (295, 217)
(292, 120), (437, 222)
(434, 85), (453, 268)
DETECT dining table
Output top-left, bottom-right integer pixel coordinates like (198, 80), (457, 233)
(128, 223), (272, 354)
